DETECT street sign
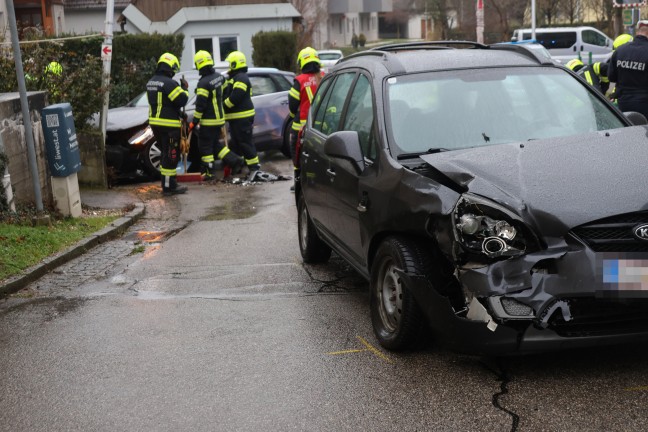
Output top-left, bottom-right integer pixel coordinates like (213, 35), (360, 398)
(623, 9), (635, 25)
(101, 43), (112, 61)
(613, 0), (647, 7)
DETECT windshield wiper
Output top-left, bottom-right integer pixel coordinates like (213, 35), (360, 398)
(397, 148), (447, 160)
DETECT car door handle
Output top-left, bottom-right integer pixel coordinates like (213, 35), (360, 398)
(281, 100), (289, 105)
(302, 151), (309, 158)
(326, 168), (336, 178)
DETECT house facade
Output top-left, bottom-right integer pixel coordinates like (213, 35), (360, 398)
(326, 0), (392, 47)
(121, 0), (300, 70)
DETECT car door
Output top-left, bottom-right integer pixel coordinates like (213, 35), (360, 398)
(326, 73), (375, 266)
(300, 72), (356, 239)
(581, 28), (613, 63)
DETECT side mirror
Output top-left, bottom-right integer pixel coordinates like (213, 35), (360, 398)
(624, 111), (648, 126)
(324, 131), (365, 174)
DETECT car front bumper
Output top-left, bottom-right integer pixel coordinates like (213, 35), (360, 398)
(407, 245), (648, 355)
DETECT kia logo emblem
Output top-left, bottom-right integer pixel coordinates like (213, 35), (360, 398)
(634, 224), (648, 241)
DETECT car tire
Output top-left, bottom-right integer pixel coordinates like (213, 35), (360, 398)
(298, 195), (332, 263)
(280, 123), (292, 159)
(370, 236), (425, 351)
(143, 139), (162, 178)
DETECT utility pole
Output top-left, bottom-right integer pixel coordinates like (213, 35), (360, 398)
(99, 0), (114, 150)
(531, 0), (537, 40)
(6, 0), (43, 211)
(476, 0), (484, 44)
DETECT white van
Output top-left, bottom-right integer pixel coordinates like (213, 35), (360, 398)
(511, 26), (613, 64)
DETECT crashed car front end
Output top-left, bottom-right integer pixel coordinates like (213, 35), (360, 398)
(418, 192), (648, 355)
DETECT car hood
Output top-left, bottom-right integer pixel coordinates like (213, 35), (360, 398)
(420, 126), (648, 235)
(106, 106), (148, 131)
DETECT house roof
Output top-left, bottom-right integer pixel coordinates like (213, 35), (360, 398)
(124, 3), (300, 33)
(64, 0), (132, 9)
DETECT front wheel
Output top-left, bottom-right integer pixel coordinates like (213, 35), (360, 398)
(370, 236), (426, 351)
(297, 195), (332, 263)
(143, 139), (162, 178)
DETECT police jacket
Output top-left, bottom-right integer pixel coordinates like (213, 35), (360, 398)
(223, 68), (255, 121)
(608, 35), (648, 98)
(147, 70), (189, 128)
(289, 64), (324, 131)
(194, 67), (226, 127)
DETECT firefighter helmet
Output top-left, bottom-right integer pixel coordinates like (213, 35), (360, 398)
(158, 52), (180, 73)
(297, 47), (320, 70)
(45, 61), (62, 76)
(225, 51), (247, 71)
(194, 50), (214, 70)
(613, 34), (633, 50)
(566, 58), (584, 71)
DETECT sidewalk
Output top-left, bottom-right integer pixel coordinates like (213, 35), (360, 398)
(0, 187), (146, 297)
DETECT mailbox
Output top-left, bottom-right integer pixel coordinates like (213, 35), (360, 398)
(41, 102), (81, 177)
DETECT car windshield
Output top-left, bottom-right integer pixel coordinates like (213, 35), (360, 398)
(386, 66), (625, 155)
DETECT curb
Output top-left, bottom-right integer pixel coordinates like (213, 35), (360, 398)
(0, 203), (146, 297)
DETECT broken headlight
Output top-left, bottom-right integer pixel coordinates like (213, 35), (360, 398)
(452, 195), (539, 261)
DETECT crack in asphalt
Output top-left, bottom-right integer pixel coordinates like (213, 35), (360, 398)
(480, 358), (520, 432)
(301, 263), (353, 293)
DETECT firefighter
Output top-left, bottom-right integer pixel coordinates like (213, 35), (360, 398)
(147, 52), (189, 195)
(566, 58), (602, 92)
(223, 51), (264, 181)
(188, 50), (244, 181)
(288, 47), (324, 189)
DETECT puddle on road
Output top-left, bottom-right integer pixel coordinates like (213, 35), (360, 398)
(1, 297), (88, 321)
(202, 196), (258, 221)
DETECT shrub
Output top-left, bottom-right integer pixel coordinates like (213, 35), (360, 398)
(358, 33), (367, 47)
(251, 31), (298, 72)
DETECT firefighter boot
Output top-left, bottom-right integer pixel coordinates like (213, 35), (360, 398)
(162, 175), (188, 196)
(222, 152), (245, 175)
(201, 162), (215, 182)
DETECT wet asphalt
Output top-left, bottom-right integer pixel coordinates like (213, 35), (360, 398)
(1, 152), (648, 431)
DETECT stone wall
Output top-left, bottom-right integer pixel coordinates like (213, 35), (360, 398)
(0, 92), (108, 211)
(0, 92), (53, 208)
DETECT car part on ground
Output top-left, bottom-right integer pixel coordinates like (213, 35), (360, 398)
(296, 40), (648, 355)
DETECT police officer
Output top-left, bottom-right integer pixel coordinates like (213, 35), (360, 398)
(288, 47), (324, 189)
(608, 21), (648, 119)
(592, 34), (633, 98)
(147, 52), (189, 195)
(188, 50), (244, 181)
(223, 51), (262, 181)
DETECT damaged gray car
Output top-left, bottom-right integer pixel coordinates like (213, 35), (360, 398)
(295, 41), (648, 355)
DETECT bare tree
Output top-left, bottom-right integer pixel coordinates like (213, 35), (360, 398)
(537, 0), (562, 25)
(561, 0), (580, 25)
(290, 0), (328, 48)
(584, 0), (615, 35)
(486, 0), (529, 40)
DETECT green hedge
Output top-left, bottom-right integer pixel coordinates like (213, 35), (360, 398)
(251, 31), (298, 72)
(0, 31), (184, 130)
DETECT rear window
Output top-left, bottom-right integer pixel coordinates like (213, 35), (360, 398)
(523, 31), (577, 49)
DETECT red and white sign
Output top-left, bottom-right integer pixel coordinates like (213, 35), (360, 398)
(101, 44), (112, 61)
(613, 0), (647, 7)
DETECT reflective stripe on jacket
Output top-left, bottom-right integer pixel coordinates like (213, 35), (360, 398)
(147, 73), (189, 128)
(194, 68), (226, 126)
(223, 71), (255, 121)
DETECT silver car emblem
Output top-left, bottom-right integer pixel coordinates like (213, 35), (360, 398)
(634, 224), (648, 241)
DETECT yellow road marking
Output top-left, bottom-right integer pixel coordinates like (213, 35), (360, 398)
(326, 349), (368, 355)
(357, 336), (393, 364)
(625, 386), (648, 391)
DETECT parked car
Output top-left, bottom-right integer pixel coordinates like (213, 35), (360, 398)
(296, 41), (648, 355)
(318, 49), (344, 73)
(511, 26), (613, 64)
(104, 67), (294, 179)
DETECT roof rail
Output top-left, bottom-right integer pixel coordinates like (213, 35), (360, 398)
(371, 41), (489, 51)
(488, 42), (554, 65)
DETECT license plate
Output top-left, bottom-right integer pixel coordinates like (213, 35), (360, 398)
(603, 259), (648, 291)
